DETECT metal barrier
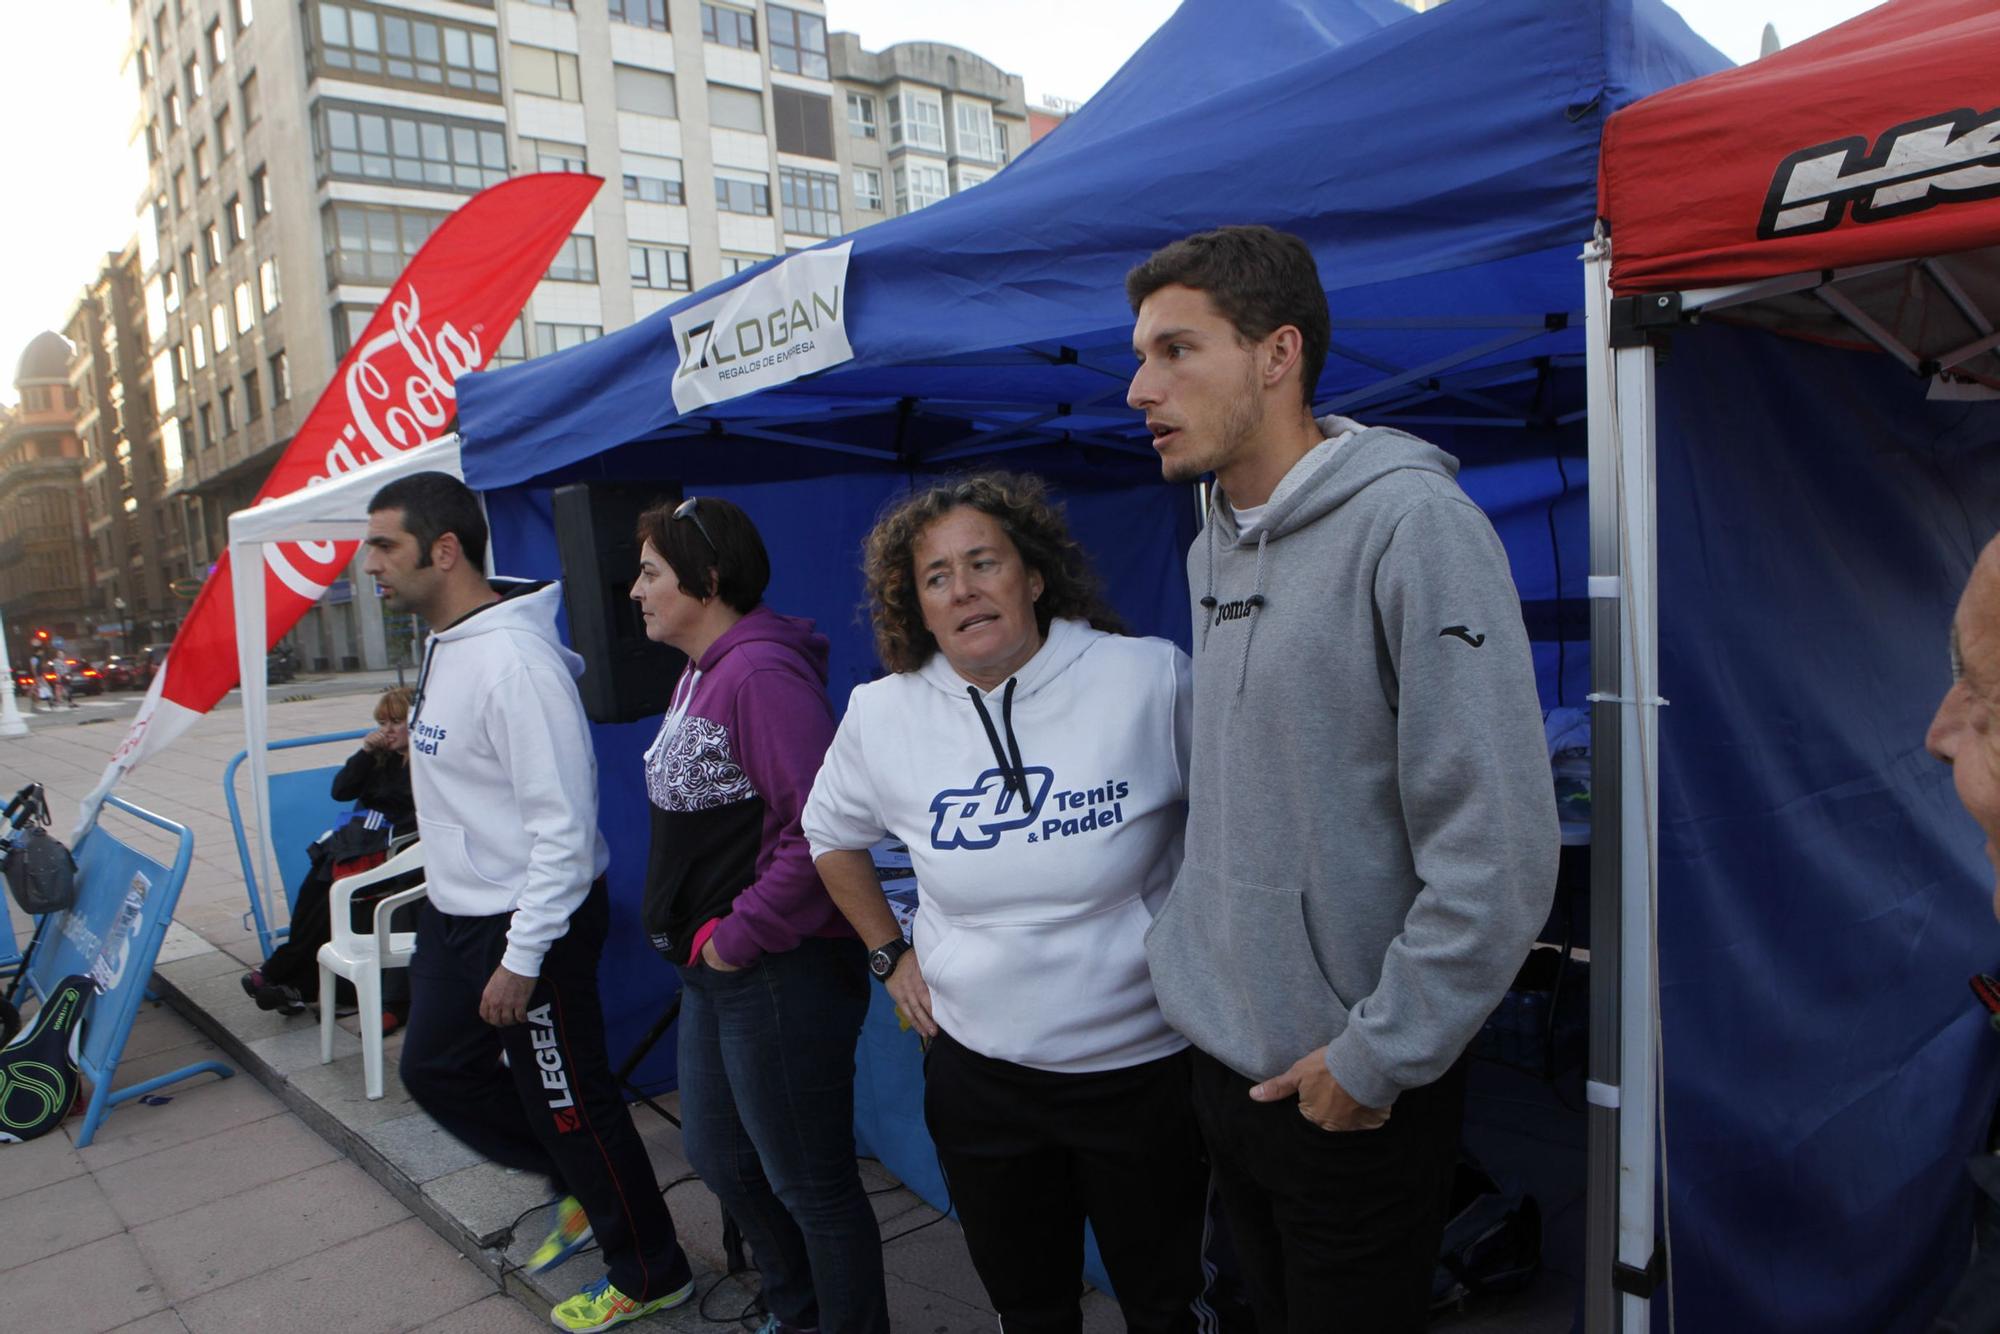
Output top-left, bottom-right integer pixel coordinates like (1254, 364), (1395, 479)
(21, 794), (233, 1147)
(223, 729), (367, 958)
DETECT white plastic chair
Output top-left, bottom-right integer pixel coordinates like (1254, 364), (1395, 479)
(317, 840), (426, 1099)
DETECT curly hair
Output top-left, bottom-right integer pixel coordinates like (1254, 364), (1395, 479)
(862, 472), (1125, 674)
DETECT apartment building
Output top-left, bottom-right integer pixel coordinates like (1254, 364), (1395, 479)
(66, 242), (187, 657)
(0, 335), (94, 663)
(127, 0), (1027, 670)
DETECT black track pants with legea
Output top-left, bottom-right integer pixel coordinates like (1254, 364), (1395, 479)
(400, 879), (691, 1302)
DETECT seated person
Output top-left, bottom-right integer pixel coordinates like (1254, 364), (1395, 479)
(241, 687), (417, 1027)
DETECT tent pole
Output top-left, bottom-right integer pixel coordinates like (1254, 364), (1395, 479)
(232, 538), (283, 943)
(1581, 238), (1627, 1334)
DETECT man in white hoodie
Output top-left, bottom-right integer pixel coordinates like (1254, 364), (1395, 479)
(362, 472), (693, 1334)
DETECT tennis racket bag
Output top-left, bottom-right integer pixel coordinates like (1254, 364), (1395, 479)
(0, 974), (92, 1144)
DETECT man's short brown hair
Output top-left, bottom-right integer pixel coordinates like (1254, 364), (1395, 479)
(1125, 225), (1330, 410)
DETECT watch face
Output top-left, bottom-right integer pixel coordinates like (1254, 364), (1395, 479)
(869, 949), (892, 977)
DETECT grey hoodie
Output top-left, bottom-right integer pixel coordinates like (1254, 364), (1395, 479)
(1144, 417), (1558, 1108)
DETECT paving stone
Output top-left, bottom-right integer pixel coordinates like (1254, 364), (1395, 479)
(117, 1001), (208, 1061)
(247, 1018), (360, 1075)
(105, 1311), (192, 1333)
(0, 1123), (90, 1203)
(154, 948), (245, 988)
(408, 1292), (550, 1334)
(0, 1231), (169, 1331)
(362, 1108), (487, 1184)
(93, 1110), (341, 1227)
(175, 1215), (496, 1334)
(168, 968), (309, 1043)
(0, 1173), (126, 1272)
(73, 1067), (281, 1169)
(285, 1051), (421, 1129)
(130, 1157), (405, 1301)
(423, 1159), (552, 1247)
(154, 920), (216, 966)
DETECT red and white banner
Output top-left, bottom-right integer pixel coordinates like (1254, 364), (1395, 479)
(77, 172), (602, 831)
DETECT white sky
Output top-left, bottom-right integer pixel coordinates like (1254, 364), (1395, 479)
(0, 0), (1884, 406)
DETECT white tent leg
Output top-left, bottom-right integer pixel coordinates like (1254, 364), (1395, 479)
(231, 539), (281, 943)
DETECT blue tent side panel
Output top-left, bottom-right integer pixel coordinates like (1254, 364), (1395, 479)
(1653, 323), (2000, 1331)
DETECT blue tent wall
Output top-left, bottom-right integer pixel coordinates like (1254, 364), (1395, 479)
(1653, 324), (2000, 1331)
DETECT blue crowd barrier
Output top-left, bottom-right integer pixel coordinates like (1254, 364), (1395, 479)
(223, 729), (367, 958)
(20, 794), (233, 1147)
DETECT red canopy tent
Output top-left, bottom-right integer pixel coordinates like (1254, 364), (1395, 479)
(1580, 3), (2000, 1329)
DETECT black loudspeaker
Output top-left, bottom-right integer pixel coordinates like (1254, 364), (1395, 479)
(552, 482), (687, 724)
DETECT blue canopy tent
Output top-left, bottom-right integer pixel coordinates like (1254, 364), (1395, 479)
(454, 0), (2000, 1327)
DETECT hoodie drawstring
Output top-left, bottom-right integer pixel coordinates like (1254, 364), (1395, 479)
(410, 637), (438, 726)
(1236, 531), (1269, 695)
(966, 679), (1029, 808)
(1198, 489), (1220, 651)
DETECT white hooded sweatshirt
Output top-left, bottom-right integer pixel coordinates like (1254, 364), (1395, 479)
(408, 579), (610, 977)
(803, 617), (1191, 1073)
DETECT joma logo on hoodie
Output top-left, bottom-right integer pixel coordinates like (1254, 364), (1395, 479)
(1212, 598), (1258, 626)
(526, 1003), (580, 1133)
(929, 767), (1053, 850)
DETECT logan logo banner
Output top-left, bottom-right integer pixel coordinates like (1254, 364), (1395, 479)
(670, 242), (853, 412)
(75, 173), (603, 834)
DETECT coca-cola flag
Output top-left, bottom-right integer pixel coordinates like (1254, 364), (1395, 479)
(77, 173), (602, 832)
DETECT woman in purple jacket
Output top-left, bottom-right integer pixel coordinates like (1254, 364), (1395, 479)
(629, 496), (886, 1334)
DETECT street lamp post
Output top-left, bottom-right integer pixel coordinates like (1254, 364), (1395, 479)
(0, 608), (29, 738)
(114, 594), (131, 657)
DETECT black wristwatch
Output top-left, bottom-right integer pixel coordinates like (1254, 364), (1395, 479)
(867, 937), (911, 983)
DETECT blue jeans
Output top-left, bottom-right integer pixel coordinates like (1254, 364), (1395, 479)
(677, 935), (887, 1334)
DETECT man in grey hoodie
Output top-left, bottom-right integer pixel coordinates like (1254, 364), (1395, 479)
(1129, 226), (1558, 1331)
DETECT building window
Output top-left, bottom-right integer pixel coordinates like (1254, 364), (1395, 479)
(545, 235), (597, 283)
(242, 369), (261, 421)
(312, 2), (501, 98)
(772, 86), (833, 159)
(166, 87), (182, 130)
(269, 349), (289, 401)
(767, 5), (827, 79)
(628, 242), (690, 291)
(846, 92), (876, 139)
(315, 101), (508, 191)
(612, 65), (677, 118)
(161, 266), (180, 312)
(241, 70), (259, 125)
(145, 120), (161, 162)
(181, 246), (199, 293)
(194, 137), (212, 183)
(234, 0), (253, 30)
(331, 305), (376, 358)
(889, 89), (945, 151)
(215, 105), (234, 158)
(622, 154), (684, 204)
(226, 194), (246, 246)
(996, 121), (1010, 164)
(204, 223), (223, 268)
(219, 385), (235, 433)
(198, 402), (215, 448)
(893, 162), (946, 214)
(139, 43), (154, 86)
(708, 84), (764, 135)
(523, 138), (586, 173)
(173, 167), (190, 210)
(324, 202), (446, 284)
(535, 322), (602, 352)
(721, 254), (760, 277)
(172, 343), (190, 384)
(955, 165), (991, 191)
(234, 280), (255, 333)
(700, 3), (755, 50)
(212, 301), (231, 353)
(490, 319), (528, 368)
(510, 44), (581, 102)
(714, 173), (770, 216)
(522, 0), (573, 7)
(955, 100), (997, 163)
(779, 167), (838, 237)
(610, 0), (667, 31)
(185, 56), (205, 103)
(251, 165), (272, 216)
(853, 167), (881, 211)
(258, 257), (281, 312)
(208, 20), (227, 69)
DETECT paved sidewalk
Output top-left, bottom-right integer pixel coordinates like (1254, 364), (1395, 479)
(0, 998), (542, 1334)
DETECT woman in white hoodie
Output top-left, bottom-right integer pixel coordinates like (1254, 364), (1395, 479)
(802, 472), (1209, 1334)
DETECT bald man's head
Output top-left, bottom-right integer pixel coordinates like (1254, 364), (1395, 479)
(1927, 534), (2000, 919)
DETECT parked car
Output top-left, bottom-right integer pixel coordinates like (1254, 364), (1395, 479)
(61, 658), (104, 696)
(99, 655), (140, 690)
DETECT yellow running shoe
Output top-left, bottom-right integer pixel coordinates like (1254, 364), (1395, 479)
(528, 1196), (593, 1273)
(549, 1275), (695, 1332)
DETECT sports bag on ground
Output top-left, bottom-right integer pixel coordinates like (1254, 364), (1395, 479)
(0, 974), (93, 1144)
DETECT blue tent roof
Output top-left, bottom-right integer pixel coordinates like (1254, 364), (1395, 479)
(456, 0), (1722, 491)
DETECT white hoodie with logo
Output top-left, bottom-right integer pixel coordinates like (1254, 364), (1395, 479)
(802, 617), (1191, 1073)
(408, 579), (611, 977)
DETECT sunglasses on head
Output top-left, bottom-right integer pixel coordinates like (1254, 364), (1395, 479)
(674, 496), (717, 554)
